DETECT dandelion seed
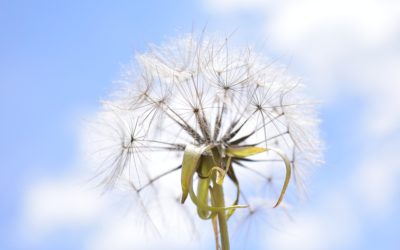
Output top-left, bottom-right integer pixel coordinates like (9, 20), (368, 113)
(85, 32), (322, 250)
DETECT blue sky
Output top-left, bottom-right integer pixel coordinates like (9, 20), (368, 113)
(1, 0), (400, 249)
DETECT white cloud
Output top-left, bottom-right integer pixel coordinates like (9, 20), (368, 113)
(352, 149), (400, 218)
(21, 175), (110, 240)
(266, 0), (400, 48)
(85, 209), (202, 250)
(264, 150), (400, 250)
(21, 172), (210, 249)
(201, 0), (400, 158)
(204, 0), (400, 137)
(265, 190), (361, 250)
(202, 1), (400, 249)
(356, 56), (400, 137)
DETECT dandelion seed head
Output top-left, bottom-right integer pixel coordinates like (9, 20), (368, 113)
(85, 31), (323, 241)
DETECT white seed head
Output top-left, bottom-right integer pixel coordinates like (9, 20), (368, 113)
(85, 32), (323, 233)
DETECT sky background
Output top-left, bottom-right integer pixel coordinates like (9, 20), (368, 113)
(1, 0), (400, 249)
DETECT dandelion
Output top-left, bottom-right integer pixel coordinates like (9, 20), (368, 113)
(86, 32), (322, 250)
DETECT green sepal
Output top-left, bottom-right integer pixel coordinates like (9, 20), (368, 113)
(226, 146), (267, 158)
(269, 148), (291, 208)
(197, 178), (213, 219)
(180, 144), (211, 203)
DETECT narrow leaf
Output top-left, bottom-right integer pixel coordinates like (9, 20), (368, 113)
(180, 144), (211, 203)
(226, 146), (267, 158)
(269, 148), (291, 208)
(197, 177), (213, 219)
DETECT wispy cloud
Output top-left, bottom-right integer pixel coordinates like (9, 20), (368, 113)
(20, 172), (205, 249)
(203, 0), (400, 249)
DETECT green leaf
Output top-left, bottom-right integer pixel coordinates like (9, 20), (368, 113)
(226, 146), (291, 208)
(269, 148), (291, 208)
(196, 154), (214, 219)
(197, 177), (213, 219)
(180, 144), (211, 203)
(226, 146), (267, 158)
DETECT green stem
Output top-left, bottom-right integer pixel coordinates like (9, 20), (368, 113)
(212, 177), (230, 250)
